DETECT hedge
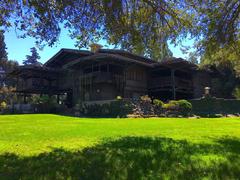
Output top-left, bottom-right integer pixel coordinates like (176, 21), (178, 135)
(190, 97), (240, 115)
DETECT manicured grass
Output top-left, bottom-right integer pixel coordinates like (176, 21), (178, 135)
(0, 114), (240, 179)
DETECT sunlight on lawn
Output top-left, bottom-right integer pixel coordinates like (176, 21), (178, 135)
(0, 114), (240, 179)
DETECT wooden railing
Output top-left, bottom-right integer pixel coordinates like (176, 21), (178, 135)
(79, 72), (124, 84)
(17, 78), (58, 92)
(149, 77), (193, 90)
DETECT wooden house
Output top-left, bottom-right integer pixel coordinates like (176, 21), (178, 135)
(10, 48), (212, 107)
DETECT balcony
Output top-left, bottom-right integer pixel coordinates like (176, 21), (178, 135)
(16, 78), (58, 93)
(79, 72), (124, 84)
(149, 77), (193, 92)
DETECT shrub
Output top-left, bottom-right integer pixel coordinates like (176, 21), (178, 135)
(163, 100), (179, 110)
(83, 99), (133, 118)
(84, 104), (103, 117)
(190, 97), (240, 115)
(177, 100), (192, 116)
(137, 95), (154, 116)
(109, 99), (133, 117)
(140, 95), (152, 103)
(33, 95), (60, 113)
(0, 101), (7, 110)
(153, 99), (164, 107)
(163, 100), (192, 116)
(153, 99), (164, 115)
(233, 86), (240, 99)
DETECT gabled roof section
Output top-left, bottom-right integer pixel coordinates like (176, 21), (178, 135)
(64, 52), (155, 69)
(44, 48), (93, 68)
(43, 48), (198, 70)
(98, 49), (157, 65)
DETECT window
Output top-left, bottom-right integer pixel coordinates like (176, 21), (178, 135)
(83, 68), (91, 74)
(101, 64), (108, 72)
(127, 69), (144, 81)
(93, 65), (99, 72)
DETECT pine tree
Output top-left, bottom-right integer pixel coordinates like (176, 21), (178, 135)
(0, 30), (7, 62)
(23, 47), (41, 65)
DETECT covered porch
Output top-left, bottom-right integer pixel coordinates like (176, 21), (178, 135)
(149, 59), (197, 101)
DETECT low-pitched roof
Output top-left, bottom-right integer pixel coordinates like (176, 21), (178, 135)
(9, 65), (62, 79)
(44, 48), (93, 68)
(42, 48), (197, 70)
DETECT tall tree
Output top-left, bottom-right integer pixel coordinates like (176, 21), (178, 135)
(0, 30), (7, 62)
(0, 30), (18, 87)
(23, 47), (41, 65)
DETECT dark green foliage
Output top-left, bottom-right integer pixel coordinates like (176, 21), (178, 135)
(0, 137), (240, 179)
(83, 104), (104, 117)
(233, 86), (240, 99)
(1, 0), (240, 65)
(191, 0), (240, 55)
(163, 100), (179, 110)
(109, 100), (132, 117)
(201, 61), (240, 98)
(83, 99), (133, 117)
(0, 0), (188, 60)
(23, 47), (41, 65)
(153, 99), (164, 107)
(0, 30), (18, 87)
(163, 100), (192, 116)
(177, 100), (192, 116)
(0, 30), (7, 61)
(190, 97), (240, 116)
(153, 99), (164, 115)
(33, 95), (62, 113)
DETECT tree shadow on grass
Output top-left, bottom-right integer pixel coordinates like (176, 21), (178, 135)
(0, 137), (240, 180)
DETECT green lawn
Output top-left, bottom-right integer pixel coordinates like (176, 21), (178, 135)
(0, 114), (240, 179)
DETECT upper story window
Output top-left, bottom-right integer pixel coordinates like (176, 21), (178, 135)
(83, 64), (123, 75)
(127, 69), (144, 81)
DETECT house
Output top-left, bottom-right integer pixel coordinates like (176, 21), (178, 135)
(10, 47), (212, 107)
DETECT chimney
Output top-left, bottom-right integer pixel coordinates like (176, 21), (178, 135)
(89, 43), (103, 53)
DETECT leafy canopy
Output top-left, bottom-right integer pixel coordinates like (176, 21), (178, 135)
(0, 0), (193, 60)
(0, 0), (239, 62)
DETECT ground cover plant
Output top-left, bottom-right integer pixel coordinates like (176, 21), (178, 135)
(0, 114), (240, 179)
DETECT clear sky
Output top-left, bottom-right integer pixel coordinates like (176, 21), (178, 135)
(4, 28), (195, 65)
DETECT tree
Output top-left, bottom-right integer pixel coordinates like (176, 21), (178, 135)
(200, 41), (240, 76)
(185, 0), (240, 60)
(0, 30), (7, 62)
(23, 47), (41, 65)
(146, 42), (173, 61)
(0, 0), (192, 59)
(0, 1), (239, 63)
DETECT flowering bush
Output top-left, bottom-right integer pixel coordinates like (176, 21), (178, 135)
(0, 101), (7, 110)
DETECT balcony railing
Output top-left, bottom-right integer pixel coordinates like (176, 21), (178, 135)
(149, 77), (193, 91)
(16, 79), (58, 92)
(79, 72), (124, 84)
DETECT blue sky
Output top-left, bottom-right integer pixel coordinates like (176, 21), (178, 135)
(5, 28), (195, 65)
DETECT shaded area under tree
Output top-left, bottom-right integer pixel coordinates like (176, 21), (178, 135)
(0, 136), (240, 179)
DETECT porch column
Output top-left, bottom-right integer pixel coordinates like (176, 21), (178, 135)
(57, 94), (60, 104)
(171, 69), (176, 100)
